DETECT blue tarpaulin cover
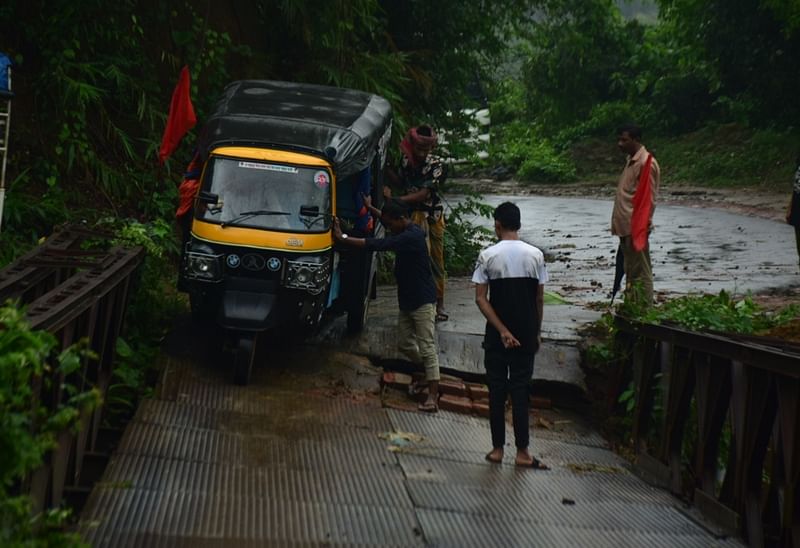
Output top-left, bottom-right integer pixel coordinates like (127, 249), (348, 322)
(0, 53), (12, 93)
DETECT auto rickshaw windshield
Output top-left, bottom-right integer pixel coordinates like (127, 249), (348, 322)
(197, 156), (332, 232)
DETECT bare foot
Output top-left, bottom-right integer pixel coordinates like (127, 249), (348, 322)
(485, 448), (503, 464)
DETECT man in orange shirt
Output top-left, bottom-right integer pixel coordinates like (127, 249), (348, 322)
(610, 124), (660, 306)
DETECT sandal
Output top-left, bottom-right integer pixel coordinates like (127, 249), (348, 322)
(516, 457), (549, 470)
(418, 401), (438, 413)
(435, 312), (449, 322)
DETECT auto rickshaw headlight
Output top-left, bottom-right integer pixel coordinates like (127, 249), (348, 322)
(285, 257), (330, 295)
(296, 267), (312, 284)
(185, 252), (223, 281)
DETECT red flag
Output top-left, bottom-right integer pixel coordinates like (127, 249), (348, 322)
(158, 66), (196, 164)
(630, 154), (654, 252)
(175, 153), (202, 218)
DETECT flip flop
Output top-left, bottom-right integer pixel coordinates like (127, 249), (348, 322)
(418, 401), (438, 413)
(435, 312), (449, 322)
(516, 457), (549, 470)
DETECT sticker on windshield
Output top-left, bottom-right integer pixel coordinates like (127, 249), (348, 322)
(238, 161), (298, 174)
(313, 170), (330, 189)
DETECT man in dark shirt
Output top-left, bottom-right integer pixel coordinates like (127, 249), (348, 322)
(385, 125), (449, 321)
(785, 155), (800, 267)
(472, 202), (549, 469)
(333, 199), (440, 412)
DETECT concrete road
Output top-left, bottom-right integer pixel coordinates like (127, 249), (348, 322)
(331, 195), (799, 392)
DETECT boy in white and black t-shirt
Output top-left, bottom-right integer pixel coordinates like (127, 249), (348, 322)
(472, 202), (549, 469)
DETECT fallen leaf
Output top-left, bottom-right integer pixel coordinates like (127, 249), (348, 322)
(566, 463), (623, 474)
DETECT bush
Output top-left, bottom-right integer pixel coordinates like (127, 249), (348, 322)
(516, 142), (578, 183)
(652, 124), (800, 187)
(97, 217), (183, 427)
(490, 122), (577, 183)
(553, 101), (641, 148)
(443, 192), (494, 276)
(0, 304), (98, 547)
(641, 290), (799, 334)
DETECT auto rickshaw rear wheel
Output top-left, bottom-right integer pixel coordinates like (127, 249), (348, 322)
(233, 333), (257, 385)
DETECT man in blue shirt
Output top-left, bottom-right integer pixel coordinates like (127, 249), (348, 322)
(333, 198), (440, 412)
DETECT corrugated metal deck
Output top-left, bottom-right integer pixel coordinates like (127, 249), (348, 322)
(79, 351), (745, 547)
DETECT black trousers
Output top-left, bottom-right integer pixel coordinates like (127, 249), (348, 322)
(484, 349), (535, 449)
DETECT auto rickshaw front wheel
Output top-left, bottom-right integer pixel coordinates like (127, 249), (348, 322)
(233, 332), (257, 385)
(346, 271), (375, 334)
(189, 290), (219, 327)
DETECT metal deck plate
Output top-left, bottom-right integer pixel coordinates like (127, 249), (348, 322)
(80, 357), (744, 547)
(83, 488), (423, 547)
(416, 509), (741, 548)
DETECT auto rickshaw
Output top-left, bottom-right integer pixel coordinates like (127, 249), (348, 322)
(178, 80), (392, 384)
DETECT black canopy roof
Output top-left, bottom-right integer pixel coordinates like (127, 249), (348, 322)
(197, 80), (392, 179)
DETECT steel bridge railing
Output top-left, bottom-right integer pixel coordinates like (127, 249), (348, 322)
(612, 316), (800, 548)
(0, 223), (144, 512)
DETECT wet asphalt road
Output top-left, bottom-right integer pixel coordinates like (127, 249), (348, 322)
(460, 195), (799, 303)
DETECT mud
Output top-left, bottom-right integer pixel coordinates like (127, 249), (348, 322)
(450, 178), (800, 310)
(457, 178), (790, 223)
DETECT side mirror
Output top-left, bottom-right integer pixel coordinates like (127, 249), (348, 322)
(198, 191), (219, 205)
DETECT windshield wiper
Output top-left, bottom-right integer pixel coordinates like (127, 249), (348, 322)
(221, 209), (290, 228)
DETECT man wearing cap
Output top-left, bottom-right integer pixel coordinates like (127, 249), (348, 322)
(386, 125), (449, 322)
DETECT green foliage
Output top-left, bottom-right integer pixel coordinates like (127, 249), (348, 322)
(485, 0), (800, 181)
(0, 304), (97, 547)
(382, 0), (531, 126)
(103, 337), (152, 424)
(98, 217), (183, 425)
(263, 1), (408, 114)
(109, 218), (181, 259)
(651, 125), (800, 187)
(443, 193), (494, 276)
(517, 142), (578, 183)
(583, 311), (622, 369)
(586, 291), (798, 419)
(375, 251), (396, 286)
(490, 122), (577, 183)
(521, 0), (637, 130)
(0, 499), (86, 548)
(657, 0), (800, 126)
(553, 102), (641, 148)
(1, 171), (69, 240)
(618, 381), (637, 413)
(642, 290), (799, 334)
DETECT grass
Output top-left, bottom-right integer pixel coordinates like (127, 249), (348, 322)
(568, 124), (800, 189)
(651, 124), (800, 188)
